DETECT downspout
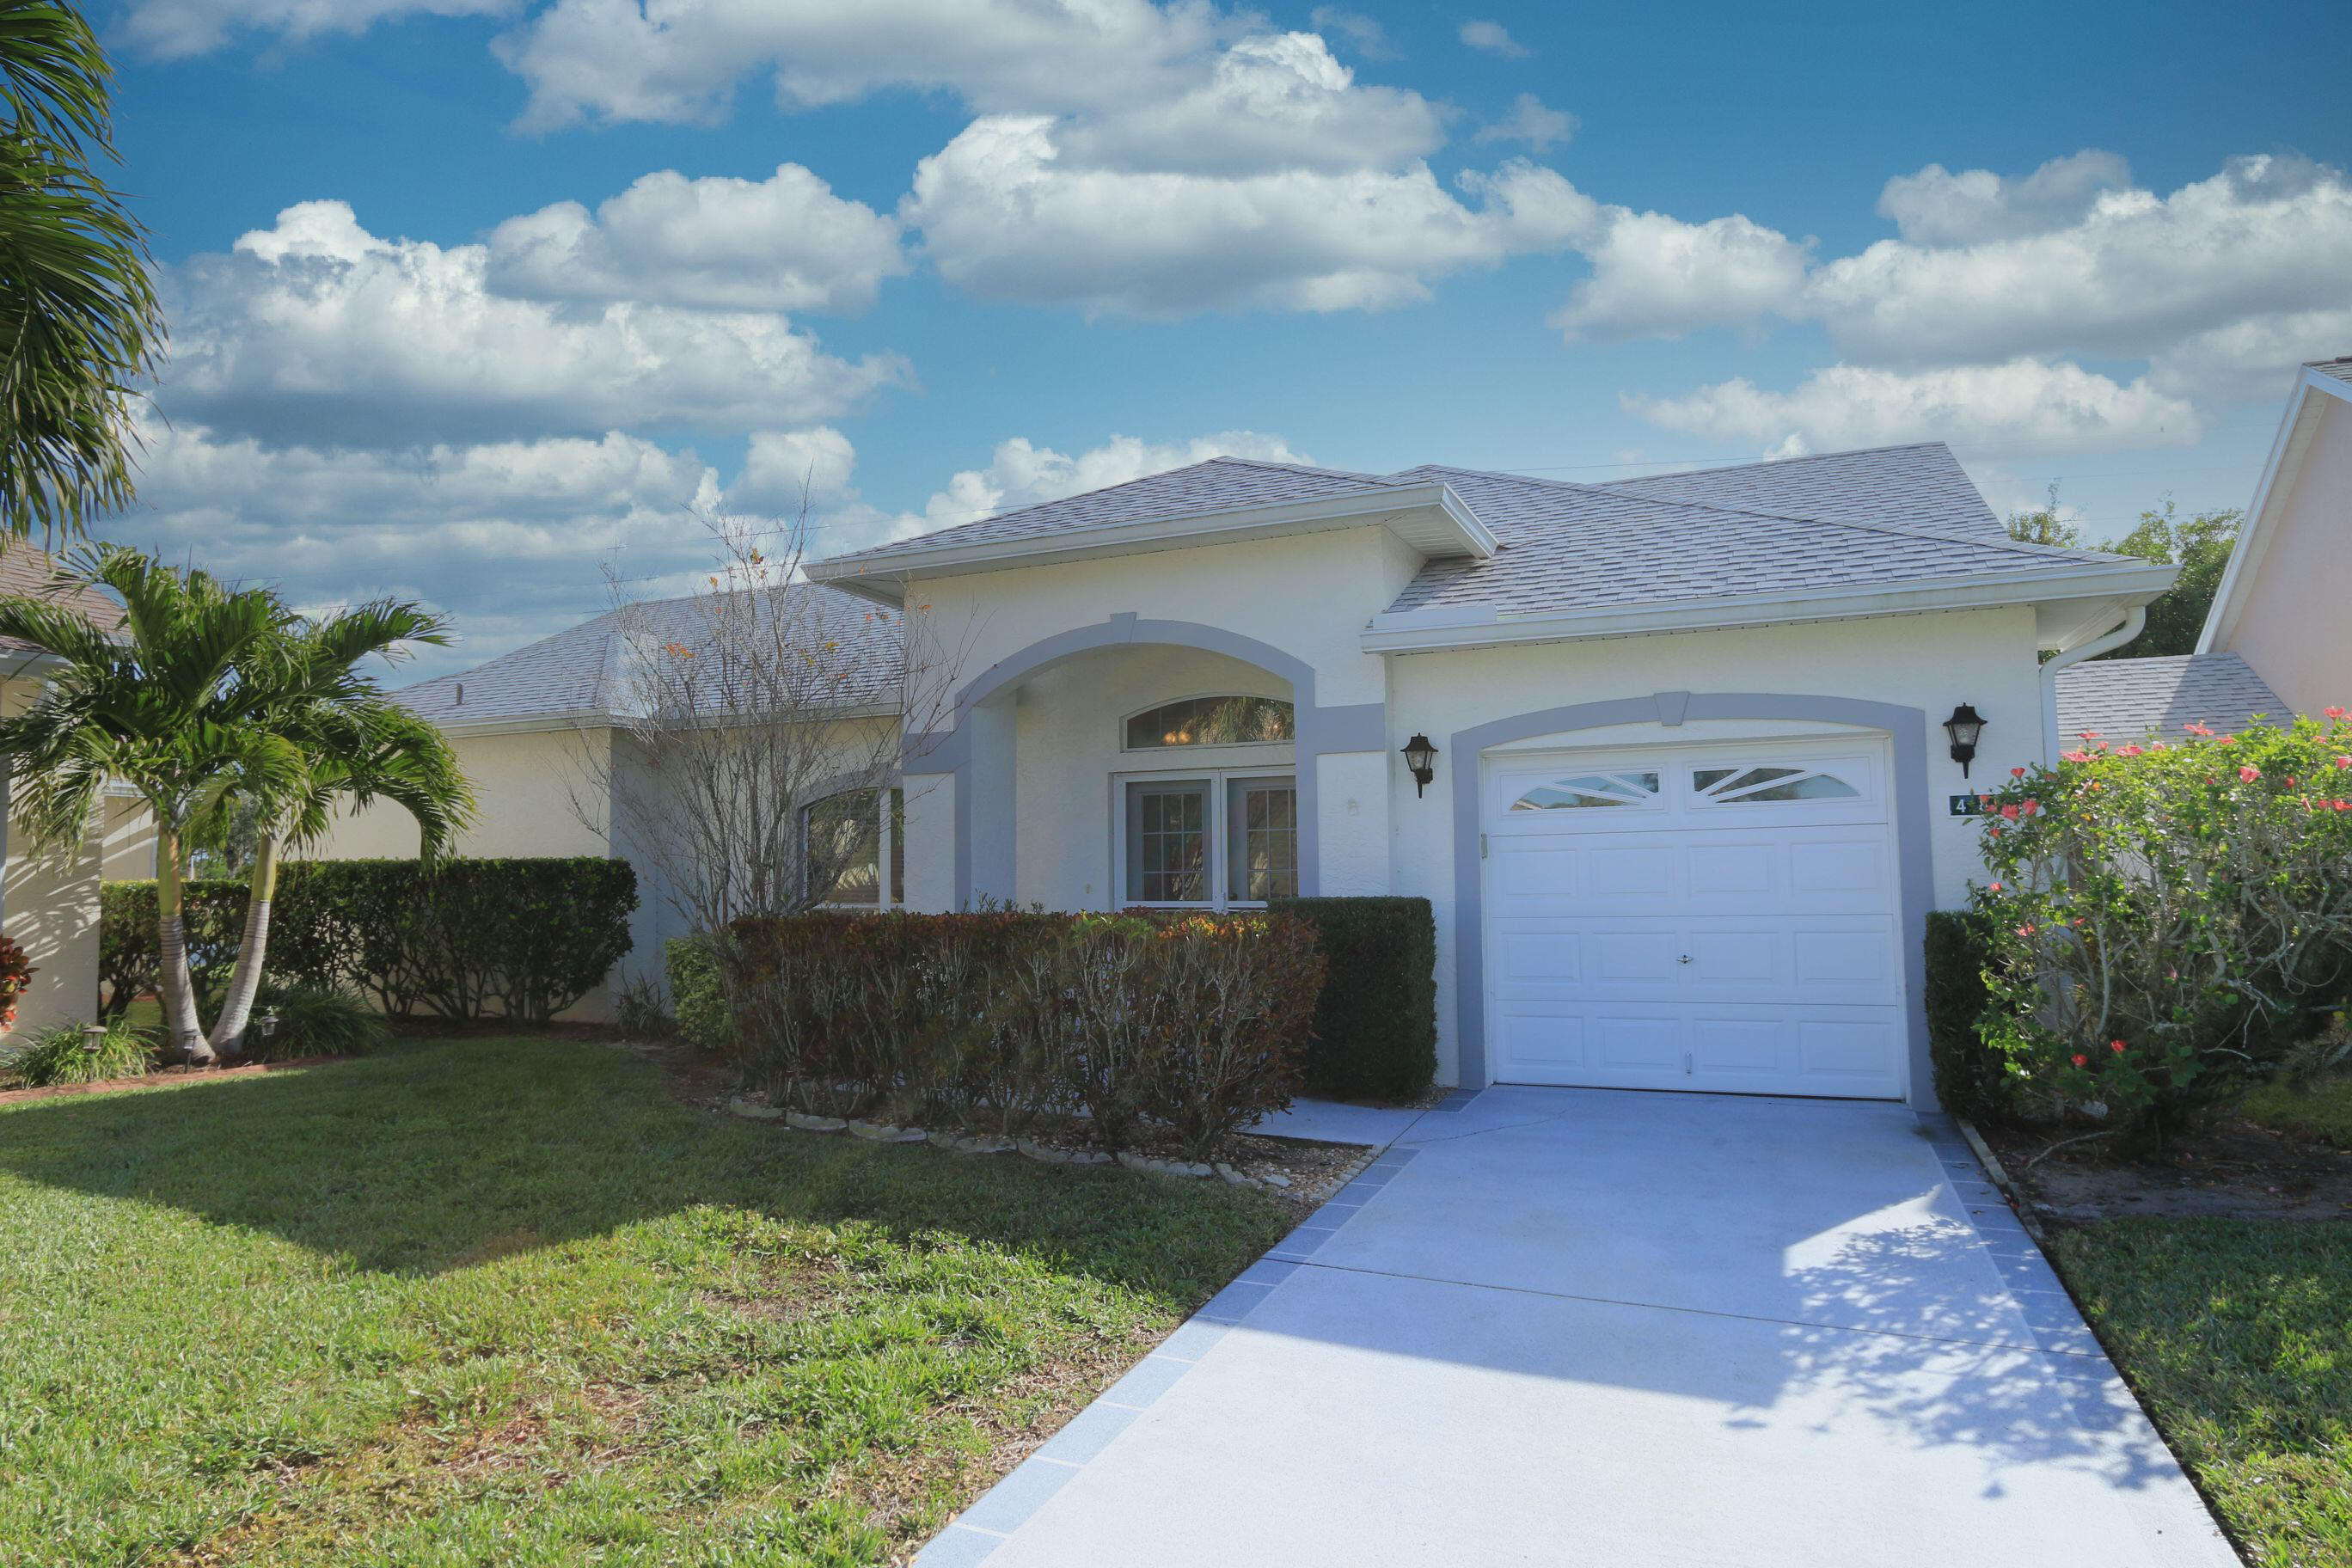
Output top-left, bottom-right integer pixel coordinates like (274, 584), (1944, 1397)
(2039, 606), (2146, 763)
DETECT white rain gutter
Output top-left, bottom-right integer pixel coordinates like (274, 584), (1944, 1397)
(2040, 605), (2146, 763)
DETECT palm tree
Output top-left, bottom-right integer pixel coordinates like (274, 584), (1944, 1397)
(0, 1), (162, 540)
(0, 545), (474, 1061)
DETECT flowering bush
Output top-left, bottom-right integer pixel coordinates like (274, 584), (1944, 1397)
(0, 934), (34, 1031)
(1971, 709), (2352, 1134)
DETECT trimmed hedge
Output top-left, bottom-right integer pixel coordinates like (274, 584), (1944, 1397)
(1272, 896), (1436, 1100)
(724, 910), (1324, 1159)
(99, 858), (637, 1025)
(1924, 910), (2012, 1124)
(666, 934), (732, 1054)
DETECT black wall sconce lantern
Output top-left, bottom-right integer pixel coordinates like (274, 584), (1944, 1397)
(1943, 703), (1987, 777)
(1401, 732), (1439, 796)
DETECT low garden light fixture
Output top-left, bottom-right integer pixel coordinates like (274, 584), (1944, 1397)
(1944, 703), (1987, 777)
(1401, 732), (1439, 796)
(80, 1023), (107, 1055)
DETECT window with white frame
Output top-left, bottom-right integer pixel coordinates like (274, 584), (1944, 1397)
(802, 787), (904, 908)
(1120, 771), (1296, 907)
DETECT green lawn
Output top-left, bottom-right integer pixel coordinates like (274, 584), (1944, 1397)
(2050, 1221), (2352, 1567)
(0, 1038), (1288, 1566)
(2239, 1075), (2352, 1150)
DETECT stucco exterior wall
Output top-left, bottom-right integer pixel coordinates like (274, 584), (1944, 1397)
(931, 525), (1399, 708)
(315, 726), (614, 862)
(99, 797), (156, 881)
(1387, 605), (2044, 1086)
(2221, 394), (2352, 717)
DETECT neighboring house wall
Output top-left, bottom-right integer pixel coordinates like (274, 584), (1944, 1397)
(99, 797), (156, 881)
(311, 726), (615, 1021)
(2212, 390), (2352, 717)
(1, 673), (101, 1034)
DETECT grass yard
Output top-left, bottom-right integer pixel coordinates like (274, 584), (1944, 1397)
(2240, 1075), (2352, 1151)
(0, 1037), (1289, 1566)
(2049, 1221), (2352, 1568)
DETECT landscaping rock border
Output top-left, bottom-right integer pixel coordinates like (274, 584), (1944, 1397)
(726, 1092), (1298, 1190)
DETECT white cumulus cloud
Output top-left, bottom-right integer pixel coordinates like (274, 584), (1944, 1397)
(1875, 150), (2134, 246)
(158, 199), (910, 448)
(905, 120), (1596, 315)
(485, 163), (907, 314)
(1457, 20), (1528, 57)
(119, 0), (511, 58)
(1624, 358), (2201, 457)
(1550, 209), (1811, 342)
(1473, 93), (1576, 154)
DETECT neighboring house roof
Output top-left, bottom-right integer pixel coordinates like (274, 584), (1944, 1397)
(2052, 653), (2288, 742)
(2199, 355), (2352, 656)
(396, 584), (902, 731)
(0, 542), (126, 664)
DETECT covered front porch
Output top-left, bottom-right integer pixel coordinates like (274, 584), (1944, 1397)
(899, 614), (1393, 914)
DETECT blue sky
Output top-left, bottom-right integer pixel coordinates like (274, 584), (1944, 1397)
(95, 0), (2352, 680)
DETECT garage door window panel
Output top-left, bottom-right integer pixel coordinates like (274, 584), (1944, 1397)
(1693, 764), (1861, 805)
(1510, 771), (1661, 812)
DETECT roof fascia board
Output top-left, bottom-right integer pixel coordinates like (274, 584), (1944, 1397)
(2197, 367), (2347, 653)
(1361, 562), (2179, 655)
(806, 483), (1494, 600)
(428, 700), (903, 738)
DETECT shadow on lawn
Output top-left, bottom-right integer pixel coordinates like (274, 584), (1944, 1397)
(0, 1037), (1278, 1289)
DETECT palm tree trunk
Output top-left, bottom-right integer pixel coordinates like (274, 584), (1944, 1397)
(155, 825), (211, 1065)
(207, 831), (280, 1057)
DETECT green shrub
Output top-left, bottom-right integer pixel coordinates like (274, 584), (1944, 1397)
(242, 981), (389, 1061)
(726, 910), (1323, 1159)
(1271, 897), (1435, 1100)
(1, 1020), (155, 1087)
(100, 858), (637, 1026)
(1924, 910), (2013, 1124)
(665, 936), (731, 1054)
(1973, 713), (2352, 1136)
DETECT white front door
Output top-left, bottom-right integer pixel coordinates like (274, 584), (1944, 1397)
(1482, 738), (1905, 1099)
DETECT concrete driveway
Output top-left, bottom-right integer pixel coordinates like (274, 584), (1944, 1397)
(919, 1089), (2237, 1568)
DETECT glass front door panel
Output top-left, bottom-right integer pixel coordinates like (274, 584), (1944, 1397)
(1127, 780), (1210, 903)
(1228, 777), (1298, 902)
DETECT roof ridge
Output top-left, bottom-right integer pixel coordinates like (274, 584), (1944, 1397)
(1401, 460), (2120, 565)
(1205, 455), (1393, 484)
(1609, 440), (1952, 485)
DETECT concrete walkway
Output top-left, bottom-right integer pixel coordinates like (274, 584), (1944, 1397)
(919, 1088), (2237, 1568)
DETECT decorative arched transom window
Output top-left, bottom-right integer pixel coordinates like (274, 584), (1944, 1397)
(1509, 771), (1661, 812)
(1124, 695), (1295, 750)
(1690, 763), (1860, 804)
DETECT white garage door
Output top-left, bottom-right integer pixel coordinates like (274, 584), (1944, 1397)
(1483, 738), (1905, 1099)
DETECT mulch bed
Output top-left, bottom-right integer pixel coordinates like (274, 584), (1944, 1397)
(0, 1054), (354, 1106)
(626, 1037), (1377, 1212)
(1982, 1112), (2352, 1224)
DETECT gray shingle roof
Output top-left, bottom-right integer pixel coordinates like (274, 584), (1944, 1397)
(822, 457), (1401, 568)
(1597, 443), (2008, 544)
(812, 439), (2141, 622)
(398, 584), (902, 726)
(2309, 355), (2352, 386)
(1377, 461), (2131, 618)
(2053, 653), (2288, 741)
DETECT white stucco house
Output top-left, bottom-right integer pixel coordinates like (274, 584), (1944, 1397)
(783, 441), (2178, 1112)
(332, 439), (2193, 1108)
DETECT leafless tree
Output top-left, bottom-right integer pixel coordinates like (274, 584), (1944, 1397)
(570, 498), (971, 941)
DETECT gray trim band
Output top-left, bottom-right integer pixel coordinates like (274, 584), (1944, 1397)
(1449, 692), (1938, 1112)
